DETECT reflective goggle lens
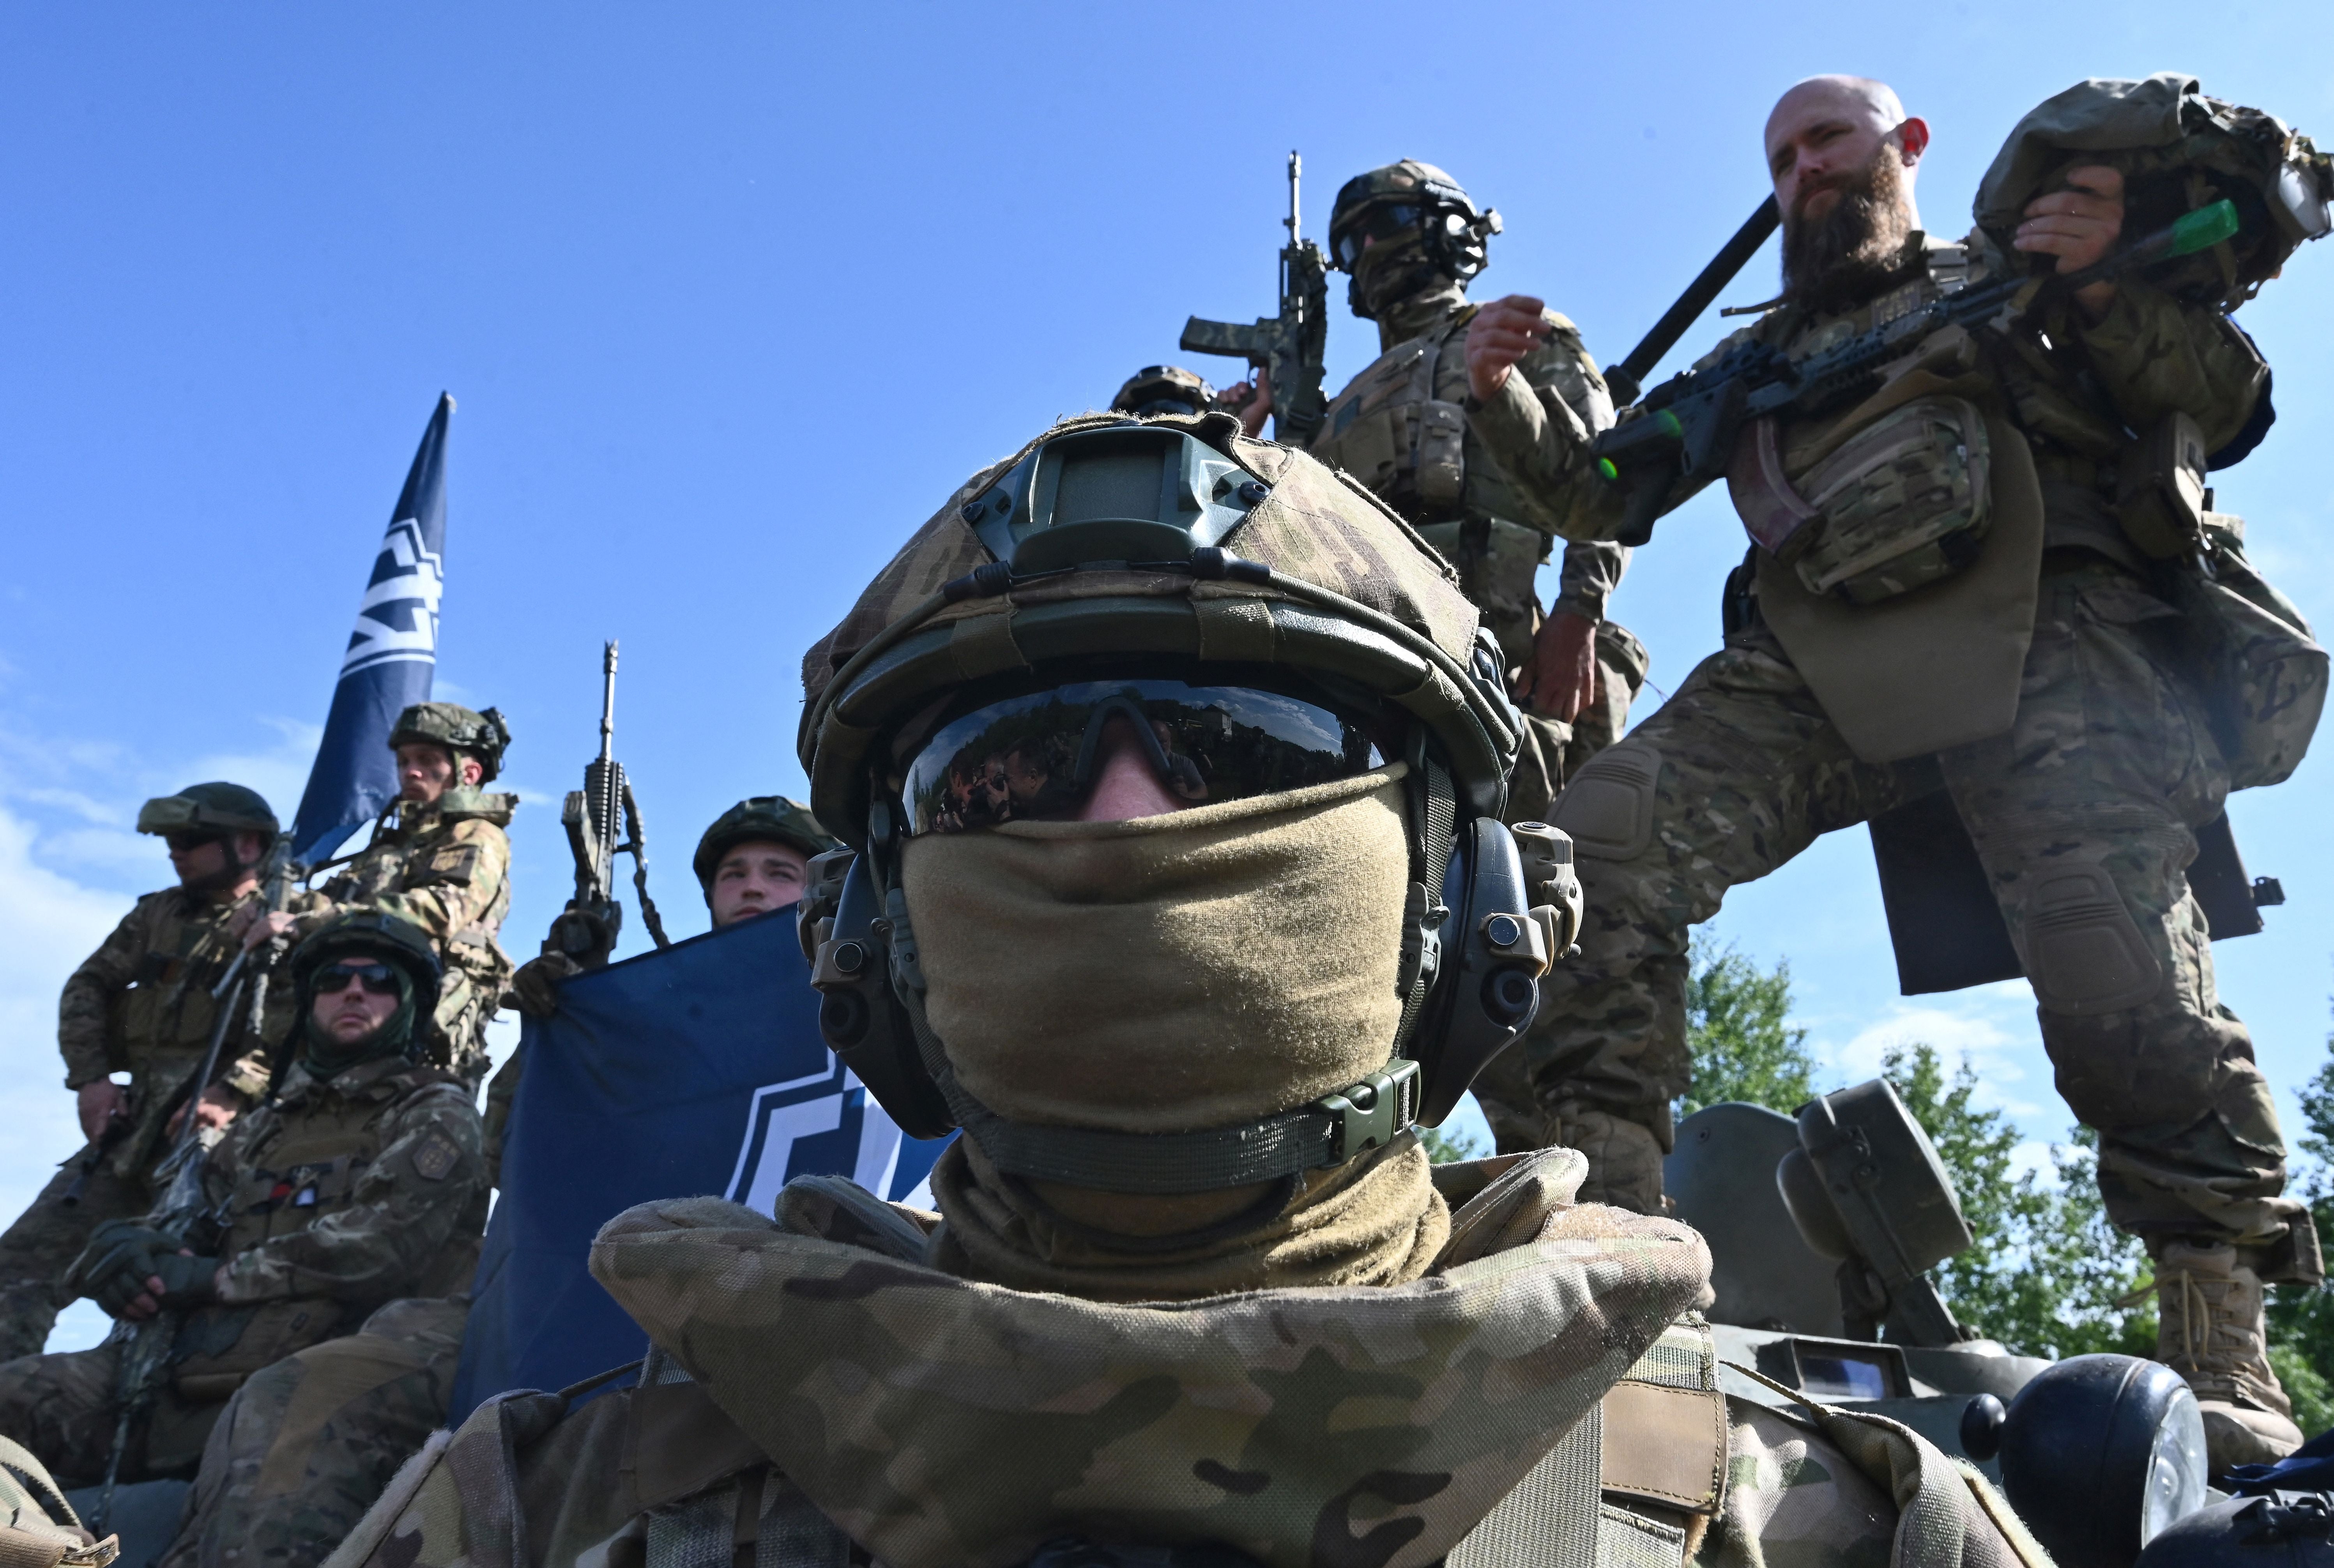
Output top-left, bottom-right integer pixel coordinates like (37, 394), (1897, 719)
(1331, 203), (1420, 268)
(901, 681), (1384, 834)
(317, 961), (400, 997)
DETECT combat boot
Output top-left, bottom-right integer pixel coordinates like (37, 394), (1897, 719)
(2154, 1239), (2305, 1473)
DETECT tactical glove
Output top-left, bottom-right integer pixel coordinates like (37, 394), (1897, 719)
(147, 1251), (221, 1306)
(507, 951), (583, 1018)
(70, 1222), (174, 1307)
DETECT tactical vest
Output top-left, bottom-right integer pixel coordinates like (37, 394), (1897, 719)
(168, 1066), (472, 1401)
(108, 895), (291, 1176)
(1311, 309), (1553, 665)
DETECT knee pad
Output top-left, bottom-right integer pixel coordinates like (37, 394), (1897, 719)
(1552, 742), (1661, 861)
(2024, 864), (2163, 1015)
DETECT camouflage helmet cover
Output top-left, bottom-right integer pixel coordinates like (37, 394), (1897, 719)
(797, 412), (1517, 848)
(287, 909), (444, 1017)
(135, 781), (280, 840)
(1111, 364), (1216, 419)
(693, 796), (839, 894)
(389, 702), (512, 782)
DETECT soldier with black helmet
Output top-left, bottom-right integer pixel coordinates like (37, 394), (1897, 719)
(0, 912), (486, 1541)
(254, 702), (520, 1088)
(1305, 161), (1652, 1164)
(0, 782), (292, 1362)
(693, 795), (838, 928)
(1309, 159), (1647, 819)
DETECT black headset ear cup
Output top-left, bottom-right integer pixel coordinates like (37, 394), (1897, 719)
(1409, 817), (1540, 1127)
(806, 853), (955, 1139)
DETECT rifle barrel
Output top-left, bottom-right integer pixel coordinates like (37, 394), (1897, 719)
(1286, 150), (1301, 245)
(1607, 195), (1781, 406)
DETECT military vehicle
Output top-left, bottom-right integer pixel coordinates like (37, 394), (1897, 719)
(1673, 1078), (2219, 1567)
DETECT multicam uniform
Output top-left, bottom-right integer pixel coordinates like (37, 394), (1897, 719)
(1490, 76), (2324, 1466)
(1312, 285), (1643, 823)
(324, 1157), (2037, 1568)
(0, 1054), (486, 1488)
(292, 789), (517, 1086)
(0, 888), (288, 1363)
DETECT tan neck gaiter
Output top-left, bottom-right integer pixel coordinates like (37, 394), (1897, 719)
(899, 764), (1448, 1300)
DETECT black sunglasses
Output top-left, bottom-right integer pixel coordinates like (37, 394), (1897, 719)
(316, 961), (400, 998)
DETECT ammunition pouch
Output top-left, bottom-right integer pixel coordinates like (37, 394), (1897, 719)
(2173, 512), (2329, 791)
(2115, 412), (2212, 559)
(169, 1298), (345, 1402)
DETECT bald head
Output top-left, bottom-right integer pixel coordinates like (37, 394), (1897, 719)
(1765, 74), (1927, 231)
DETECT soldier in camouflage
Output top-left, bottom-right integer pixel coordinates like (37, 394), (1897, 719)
(250, 703), (518, 1088)
(322, 415), (2039, 1568)
(1484, 73), (2322, 1469)
(0, 783), (292, 1364)
(1110, 364), (1216, 420)
(1302, 161), (1653, 1164)
(493, 797), (837, 1176)
(1309, 159), (1648, 819)
(0, 912), (486, 1523)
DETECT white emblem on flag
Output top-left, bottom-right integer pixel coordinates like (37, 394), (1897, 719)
(339, 516), (446, 676)
(724, 1054), (924, 1215)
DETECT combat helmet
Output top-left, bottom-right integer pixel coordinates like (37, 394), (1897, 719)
(1326, 159), (1502, 317)
(692, 796), (838, 899)
(287, 910), (444, 1059)
(796, 412), (1580, 1192)
(135, 781), (280, 841)
(389, 702), (512, 782)
(1110, 364), (1216, 420)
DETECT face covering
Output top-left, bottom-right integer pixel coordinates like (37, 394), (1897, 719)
(299, 967), (417, 1079)
(899, 765), (1449, 1298)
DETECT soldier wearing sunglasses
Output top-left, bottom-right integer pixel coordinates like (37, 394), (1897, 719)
(0, 782), (292, 1363)
(0, 912), (486, 1568)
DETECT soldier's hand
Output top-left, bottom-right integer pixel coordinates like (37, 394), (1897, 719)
(1521, 611), (1601, 722)
(1466, 296), (1550, 404)
(1221, 364), (1273, 438)
(76, 1080), (127, 1144)
(509, 952), (583, 1018)
(170, 1085), (242, 1136)
(2016, 164), (2125, 319)
(237, 909), (296, 953)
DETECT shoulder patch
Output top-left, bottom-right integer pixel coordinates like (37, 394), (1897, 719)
(424, 843), (482, 883)
(412, 1132), (461, 1181)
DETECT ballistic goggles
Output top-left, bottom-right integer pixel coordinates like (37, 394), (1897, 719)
(1331, 202), (1421, 268)
(898, 680), (1386, 835)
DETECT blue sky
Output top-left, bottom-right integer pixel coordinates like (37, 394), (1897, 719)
(4, 4), (2332, 1350)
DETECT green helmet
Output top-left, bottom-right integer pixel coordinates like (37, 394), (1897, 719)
(135, 782), (279, 840)
(289, 905), (443, 1026)
(389, 702), (511, 782)
(1325, 159), (1501, 318)
(692, 796), (838, 897)
(1111, 365), (1216, 420)
(797, 415), (1546, 1162)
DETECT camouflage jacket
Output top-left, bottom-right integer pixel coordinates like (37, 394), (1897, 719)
(118, 1056), (489, 1399)
(294, 788), (519, 1002)
(323, 1154), (2040, 1568)
(57, 887), (290, 1170)
(1470, 231), (2267, 562)
(1310, 288), (1630, 624)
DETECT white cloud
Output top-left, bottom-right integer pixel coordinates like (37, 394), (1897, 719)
(1814, 994), (2055, 1121)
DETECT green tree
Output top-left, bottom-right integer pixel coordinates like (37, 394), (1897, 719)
(1880, 1044), (2152, 1360)
(2265, 1040), (2334, 1434)
(1419, 1123), (1485, 1164)
(1677, 934), (1820, 1118)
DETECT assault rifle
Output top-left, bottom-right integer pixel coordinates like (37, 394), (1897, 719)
(552, 640), (668, 970)
(1181, 150), (1330, 445)
(90, 943), (254, 1534)
(1591, 199), (2244, 546)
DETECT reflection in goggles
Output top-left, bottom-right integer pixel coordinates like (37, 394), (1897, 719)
(1331, 203), (1421, 268)
(902, 682), (1383, 835)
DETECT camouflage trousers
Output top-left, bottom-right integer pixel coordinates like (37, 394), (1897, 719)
(158, 1297), (466, 1568)
(1518, 562), (2307, 1263)
(0, 1151), (153, 1363)
(0, 1333), (226, 1483)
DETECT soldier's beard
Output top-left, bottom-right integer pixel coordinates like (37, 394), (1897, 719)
(1781, 145), (1918, 314)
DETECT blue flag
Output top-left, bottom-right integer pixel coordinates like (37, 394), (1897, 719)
(449, 908), (950, 1419)
(289, 394), (453, 863)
